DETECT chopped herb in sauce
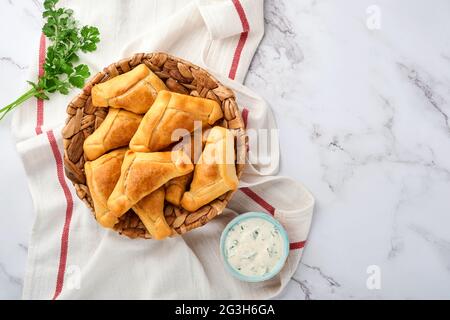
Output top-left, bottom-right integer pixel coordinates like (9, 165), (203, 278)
(225, 218), (284, 277)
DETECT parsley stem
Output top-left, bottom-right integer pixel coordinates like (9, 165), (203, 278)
(0, 87), (38, 120)
(0, 82), (71, 120)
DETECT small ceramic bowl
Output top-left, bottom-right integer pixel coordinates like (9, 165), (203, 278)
(220, 212), (290, 282)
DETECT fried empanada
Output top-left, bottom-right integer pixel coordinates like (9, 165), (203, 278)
(132, 187), (172, 240)
(181, 126), (238, 212)
(164, 128), (209, 206)
(83, 109), (142, 161)
(101, 150), (194, 228)
(84, 148), (127, 224)
(165, 174), (192, 206)
(129, 90), (223, 152)
(92, 64), (167, 114)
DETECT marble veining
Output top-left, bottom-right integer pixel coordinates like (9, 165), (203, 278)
(0, 263), (22, 288)
(409, 224), (450, 270)
(1, 0), (450, 299)
(0, 57), (28, 70)
(291, 277), (312, 300)
(397, 62), (449, 130)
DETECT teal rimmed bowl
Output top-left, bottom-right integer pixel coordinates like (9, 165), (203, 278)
(220, 212), (290, 282)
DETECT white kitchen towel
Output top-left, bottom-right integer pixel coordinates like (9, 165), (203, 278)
(12, 0), (314, 299)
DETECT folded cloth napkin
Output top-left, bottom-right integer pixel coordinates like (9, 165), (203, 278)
(12, 0), (314, 299)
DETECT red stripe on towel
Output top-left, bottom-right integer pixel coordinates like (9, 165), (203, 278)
(290, 241), (306, 250)
(240, 187), (275, 216)
(46, 130), (74, 300)
(35, 33), (46, 135)
(229, 33), (248, 80)
(229, 0), (250, 80)
(34, 33), (74, 299)
(38, 33), (46, 77)
(239, 188), (306, 251)
(231, 0), (250, 32)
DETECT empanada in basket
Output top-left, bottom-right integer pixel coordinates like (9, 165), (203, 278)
(130, 90), (223, 152)
(181, 126), (239, 212)
(102, 150), (193, 228)
(92, 64), (166, 114)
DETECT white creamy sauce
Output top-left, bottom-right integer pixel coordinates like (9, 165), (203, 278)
(225, 218), (284, 277)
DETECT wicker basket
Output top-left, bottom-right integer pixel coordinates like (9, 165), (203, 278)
(62, 52), (246, 239)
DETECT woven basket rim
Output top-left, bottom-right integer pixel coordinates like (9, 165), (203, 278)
(62, 52), (246, 239)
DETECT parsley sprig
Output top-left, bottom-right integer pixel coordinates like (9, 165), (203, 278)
(0, 0), (100, 120)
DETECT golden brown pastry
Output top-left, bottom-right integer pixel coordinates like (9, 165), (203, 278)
(84, 148), (127, 224)
(164, 128), (208, 206)
(101, 150), (194, 228)
(129, 90), (223, 152)
(83, 109), (142, 161)
(181, 126), (238, 212)
(91, 64), (167, 114)
(165, 174), (192, 206)
(132, 187), (172, 240)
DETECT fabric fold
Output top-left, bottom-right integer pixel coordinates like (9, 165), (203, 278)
(197, 0), (248, 40)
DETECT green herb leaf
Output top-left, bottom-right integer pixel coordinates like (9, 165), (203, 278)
(80, 26), (100, 52)
(44, 0), (58, 11)
(26, 81), (38, 90)
(58, 83), (70, 94)
(74, 64), (90, 78)
(69, 75), (85, 88)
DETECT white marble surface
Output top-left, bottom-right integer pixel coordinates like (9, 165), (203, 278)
(1, 0), (450, 299)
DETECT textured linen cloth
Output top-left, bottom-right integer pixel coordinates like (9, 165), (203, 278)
(12, 0), (314, 299)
